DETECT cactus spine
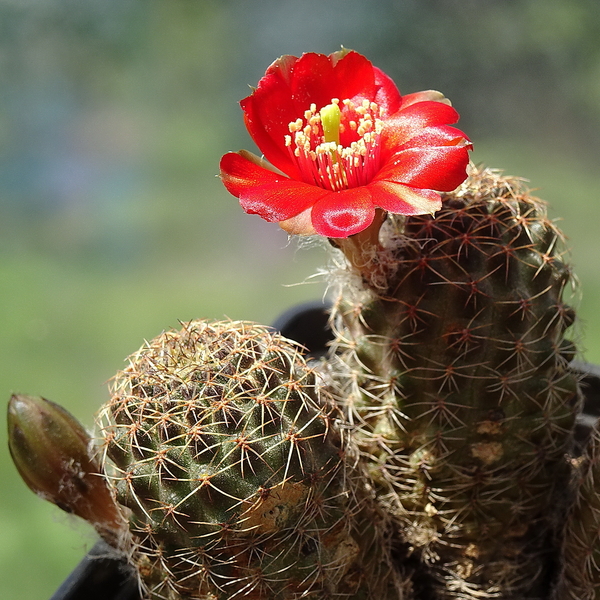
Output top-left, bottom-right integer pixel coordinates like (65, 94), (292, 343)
(326, 167), (580, 599)
(97, 319), (405, 600)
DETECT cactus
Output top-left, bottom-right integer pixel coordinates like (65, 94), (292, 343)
(7, 42), (599, 598)
(553, 425), (600, 600)
(6, 169), (597, 599)
(96, 319), (405, 600)
(325, 166), (581, 599)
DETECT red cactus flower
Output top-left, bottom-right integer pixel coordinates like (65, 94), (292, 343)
(220, 49), (472, 238)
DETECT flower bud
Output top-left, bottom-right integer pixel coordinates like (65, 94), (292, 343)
(7, 394), (125, 540)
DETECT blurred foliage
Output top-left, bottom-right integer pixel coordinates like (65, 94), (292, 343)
(374, 0), (600, 143)
(1, 1), (600, 599)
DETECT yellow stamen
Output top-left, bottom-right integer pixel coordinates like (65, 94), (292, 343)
(285, 98), (383, 192)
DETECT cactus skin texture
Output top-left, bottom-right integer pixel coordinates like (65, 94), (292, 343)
(553, 425), (600, 600)
(327, 167), (580, 600)
(97, 319), (405, 600)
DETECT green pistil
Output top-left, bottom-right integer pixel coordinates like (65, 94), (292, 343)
(320, 102), (342, 146)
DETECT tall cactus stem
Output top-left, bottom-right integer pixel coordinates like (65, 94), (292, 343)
(325, 166), (581, 599)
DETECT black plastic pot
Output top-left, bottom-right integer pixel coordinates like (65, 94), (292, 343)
(49, 302), (600, 600)
(49, 540), (138, 600)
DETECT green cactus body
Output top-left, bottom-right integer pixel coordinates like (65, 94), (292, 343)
(97, 319), (404, 600)
(327, 167), (580, 599)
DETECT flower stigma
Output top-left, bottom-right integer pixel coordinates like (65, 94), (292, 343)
(285, 98), (384, 193)
(320, 101), (342, 146)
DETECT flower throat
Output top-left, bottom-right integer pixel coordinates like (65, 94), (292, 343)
(285, 98), (383, 192)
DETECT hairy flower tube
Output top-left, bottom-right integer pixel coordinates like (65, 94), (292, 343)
(220, 49), (472, 238)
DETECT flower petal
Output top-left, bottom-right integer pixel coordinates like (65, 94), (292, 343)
(220, 151), (283, 192)
(399, 90), (452, 109)
(311, 187), (375, 238)
(289, 50), (402, 115)
(330, 52), (401, 113)
(381, 101), (461, 149)
(240, 182), (328, 222)
(241, 73), (304, 179)
(240, 51), (403, 179)
(241, 53), (353, 178)
(373, 67), (403, 115)
(220, 152), (326, 221)
(369, 180), (442, 215)
(375, 144), (471, 191)
(279, 208), (317, 236)
(395, 125), (472, 152)
(265, 53), (297, 86)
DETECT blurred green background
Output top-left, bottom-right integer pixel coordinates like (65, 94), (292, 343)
(2, 0), (600, 598)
